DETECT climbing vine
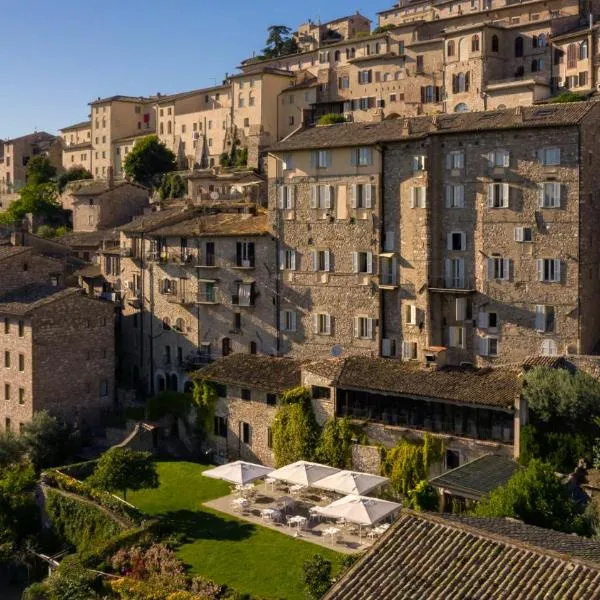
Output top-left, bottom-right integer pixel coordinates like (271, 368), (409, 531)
(381, 434), (444, 498)
(192, 379), (218, 435)
(272, 387), (320, 467)
(315, 417), (354, 469)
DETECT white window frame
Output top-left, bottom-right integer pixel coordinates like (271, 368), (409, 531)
(312, 249), (331, 272)
(313, 313), (332, 335)
(282, 153), (294, 170)
(487, 183), (510, 208)
(352, 147), (373, 166)
(448, 326), (465, 349)
(401, 341), (418, 360)
(354, 316), (375, 339)
(278, 185), (295, 209)
(279, 249), (296, 271)
(488, 149), (510, 168)
(445, 258), (465, 289)
(351, 184), (373, 209)
(537, 258), (561, 283)
(412, 155), (427, 172)
(479, 336), (498, 357)
(352, 251), (374, 274)
(409, 186), (427, 208)
(447, 231), (466, 251)
(446, 150), (465, 170)
(380, 255), (397, 286)
(310, 185), (334, 209)
(280, 309), (297, 332)
(445, 184), (465, 208)
(537, 147), (561, 166)
(312, 150), (332, 169)
(455, 297), (467, 322)
(538, 182), (562, 208)
(514, 226), (533, 242)
(406, 304), (418, 325)
(535, 304), (555, 333)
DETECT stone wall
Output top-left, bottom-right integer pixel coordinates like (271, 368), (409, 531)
(351, 444), (382, 475)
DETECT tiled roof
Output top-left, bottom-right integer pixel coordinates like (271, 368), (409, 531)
(60, 120), (91, 132)
(155, 84), (230, 106)
(2, 131), (55, 145)
(89, 95), (157, 106)
(119, 207), (195, 234)
(193, 354), (302, 393)
(74, 264), (102, 278)
(0, 246), (32, 262)
(58, 230), (119, 248)
(270, 103), (599, 152)
(429, 454), (519, 498)
(0, 286), (81, 316)
(325, 510), (600, 599)
(302, 358), (346, 383)
(147, 212), (270, 238)
(70, 181), (149, 197)
(318, 356), (521, 410)
(522, 355), (570, 370)
(187, 170), (264, 184)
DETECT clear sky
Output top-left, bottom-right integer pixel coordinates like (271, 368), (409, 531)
(0, 1), (382, 139)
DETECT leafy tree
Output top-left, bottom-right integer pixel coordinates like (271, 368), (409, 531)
(158, 172), (186, 200)
(318, 114), (346, 125)
(272, 387), (320, 467)
(57, 166), (93, 194)
(302, 554), (332, 600)
(21, 411), (80, 470)
(473, 459), (590, 535)
(25, 156), (56, 186)
(88, 448), (159, 501)
(123, 135), (176, 188)
(0, 182), (66, 227)
(262, 25), (299, 58)
(44, 555), (101, 600)
(408, 480), (439, 511)
(0, 432), (23, 468)
(315, 417), (354, 468)
(37, 224), (69, 239)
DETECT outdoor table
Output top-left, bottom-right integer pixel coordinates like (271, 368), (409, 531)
(232, 498), (250, 511)
(308, 506), (322, 522)
(265, 477), (276, 491)
(323, 526), (340, 544)
(290, 484), (306, 495)
(236, 483), (255, 496)
(287, 515), (307, 530)
(261, 508), (277, 521)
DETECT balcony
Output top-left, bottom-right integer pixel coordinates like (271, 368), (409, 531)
(182, 352), (214, 371)
(197, 292), (218, 305)
(231, 294), (254, 307)
(165, 294), (194, 306)
(428, 277), (475, 293)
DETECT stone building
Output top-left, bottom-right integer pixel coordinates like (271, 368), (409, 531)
(115, 204), (277, 395)
(268, 101), (600, 366)
(186, 170), (265, 205)
(59, 120), (93, 172)
(195, 353), (522, 470)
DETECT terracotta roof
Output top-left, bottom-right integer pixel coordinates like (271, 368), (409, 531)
(119, 207), (196, 234)
(89, 95), (157, 106)
(193, 354), (302, 393)
(60, 120), (91, 132)
(311, 356), (521, 410)
(0, 286), (81, 316)
(70, 181), (149, 197)
(58, 230), (119, 248)
(0, 246), (32, 262)
(429, 454), (519, 499)
(522, 355), (571, 370)
(270, 103), (599, 152)
(325, 510), (600, 599)
(148, 212), (270, 238)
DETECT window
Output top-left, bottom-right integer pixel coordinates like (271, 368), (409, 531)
(238, 95), (245, 108)
(452, 73), (470, 94)
(203, 242), (215, 267)
(579, 71), (589, 87)
(445, 184), (465, 208)
(280, 249), (296, 270)
(18, 320), (24, 337)
(5, 418), (10, 433)
(541, 339), (558, 356)
(487, 183), (510, 208)
(380, 255), (397, 286)
(416, 55), (424, 72)
(4, 384), (9, 401)
(313, 313), (332, 335)
(312, 249), (331, 272)
(354, 316), (375, 339)
(18, 388), (24, 405)
(488, 149), (510, 168)
(409, 186), (427, 208)
(492, 35), (499, 52)
(406, 304), (417, 325)
(338, 76), (350, 89)
(267, 427), (273, 449)
(448, 231), (466, 251)
(312, 150), (332, 169)
(514, 227), (533, 242)
(241, 422), (251, 445)
(312, 386), (331, 400)
(241, 388), (251, 401)
(358, 70), (373, 84)
(537, 259), (561, 282)
(537, 147), (561, 166)
(278, 185), (295, 209)
(352, 147), (373, 166)
(281, 309), (297, 332)
(236, 242), (255, 267)
(175, 318), (185, 332)
(18, 354), (24, 372)
(567, 44), (577, 68)
(446, 449), (460, 469)
(319, 50), (330, 63)
(162, 317), (171, 330)
(515, 36), (524, 57)
(412, 155), (426, 171)
(4, 351), (9, 368)
(351, 184), (373, 209)
(402, 341), (418, 360)
(421, 85), (442, 103)
(456, 297), (467, 322)
(471, 35), (480, 52)
(288, 116), (295, 126)
(539, 182), (562, 208)
(448, 326), (465, 348)
(100, 380), (109, 396)
(535, 305), (555, 333)
(233, 282), (253, 307)
(445, 258), (465, 288)
(447, 40), (455, 57)
(446, 151), (465, 170)
(531, 58), (544, 72)
(213, 416), (227, 438)
(580, 40), (589, 60)
(352, 251), (374, 274)
(266, 393), (277, 407)
(310, 185), (333, 209)
(488, 257), (510, 280)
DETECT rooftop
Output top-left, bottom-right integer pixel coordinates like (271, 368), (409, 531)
(148, 212), (270, 238)
(270, 102), (599, 152)
(70, 181), (149, 197)
(0, 246), (32, 262)
(59, 120), (92, 133)
(0, 285), (81, 316)
(154, 84), (230, 106)
(429, 454), (519, 499)
(89, 95), (158, 106)
(119, 207), (193, 234)
(325, 510), (600, 599)
(58, 230), (120, 248)
(194, 354), (302, 393)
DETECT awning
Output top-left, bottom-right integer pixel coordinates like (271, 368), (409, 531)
(269, 461), (340, 486)
(202, 460), (273, 485)
(312, 470), (389, 496)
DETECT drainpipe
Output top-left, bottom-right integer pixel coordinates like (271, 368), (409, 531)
(378, 144), (386, 351)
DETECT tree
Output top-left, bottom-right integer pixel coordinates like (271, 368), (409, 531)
(0, 432), (23, 468)
(0, 182), (66, 227)
(123, 135), (176, 188)
(262, 25), (299, 58)
(158, 172), (186, 200)
(473, 459), (590, 535)
(88, 448), (159, 500)
(408, 480), (439, 511)
(44, 555), (101, 600)
(57, 166), (93, 194)
(302, 554), (332, 599)
(25, 156), (56, 186)
(20, 411), (80, 470)
(315, 417), (354, 468)
(271, 387), (320, 467)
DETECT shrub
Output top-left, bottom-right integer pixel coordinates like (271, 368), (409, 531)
(302, 554), (332, 599)
(407, 480), (439, 511)
(315, 417), (354, 468)
(549, 91), (586, 103)
(318, 113), (346, 126)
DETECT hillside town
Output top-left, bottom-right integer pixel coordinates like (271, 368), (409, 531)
(4, 0), (600, 598)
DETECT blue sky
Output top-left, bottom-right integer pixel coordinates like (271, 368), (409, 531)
(0, 1), (382, 139)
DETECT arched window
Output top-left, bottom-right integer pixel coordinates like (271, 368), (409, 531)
(567, 43), (577, 68)
(580, 40), (589, 60)
(454, 103), (469, 112)
(447, 40), (455, 57)
(157, 374), (166, 392)
(222, 337), (231, 357)
(334, 50), (341, 62)
(492, 35), (499, 53)
(515, 36), (524, 58)
(346, 47), (356, 59)
(471, 35), (480, 52)
(162, 317), (171, 330)
(168, 373), (179, 391)
(249, 341), (257, 355)
(175, 318), (185, 332)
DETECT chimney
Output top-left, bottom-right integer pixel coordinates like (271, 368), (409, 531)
(107, 166), (114, 188)
(401, 118), (411, 137)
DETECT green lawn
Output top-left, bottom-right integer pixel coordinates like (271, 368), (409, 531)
(126, 461), (344, 600)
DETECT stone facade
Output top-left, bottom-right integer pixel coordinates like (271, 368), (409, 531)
(59, 121), (93, 172)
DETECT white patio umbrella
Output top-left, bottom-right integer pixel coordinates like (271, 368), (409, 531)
(268, 461), (341, 487)
(312, 470), (389, 496)
(315, 494), (401, 527)
(202, 461), (273, 485)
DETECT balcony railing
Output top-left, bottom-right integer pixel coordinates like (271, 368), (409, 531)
(231, 294), (254, 307)
(428, 277), (475, 292)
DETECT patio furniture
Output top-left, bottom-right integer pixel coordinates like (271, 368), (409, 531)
(265, 477), (276, 491)
(275, 495), (295, 513)
(235, 483), (255, 497)
(323, 526), (340, 545)
(232, 498), (250, 512)
(313, 470), (389, 496)
(260, 507), (279, 522)
(287, 515), (307, 531)
(308, 506), (323, 522)
(290, 484), (306, 495)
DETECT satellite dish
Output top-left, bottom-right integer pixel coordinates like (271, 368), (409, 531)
(210, 191), (220, 201)
(331, 345), (343, 358)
